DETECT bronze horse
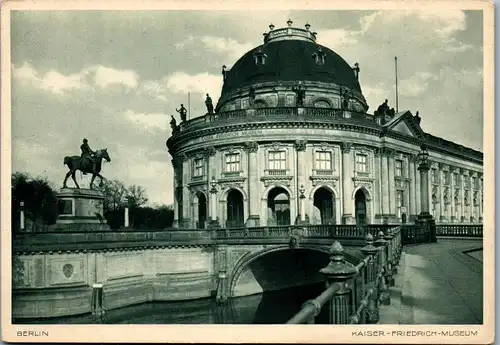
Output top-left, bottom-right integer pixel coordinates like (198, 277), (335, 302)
(63, 149), (111, 189)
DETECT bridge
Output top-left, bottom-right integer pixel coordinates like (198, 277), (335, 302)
(12, 223), (482, 325)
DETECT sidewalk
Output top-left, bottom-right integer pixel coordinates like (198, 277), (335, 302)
(379, 239), (483, 324)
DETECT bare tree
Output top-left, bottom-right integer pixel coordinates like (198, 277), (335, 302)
(126, 185), (148, 209)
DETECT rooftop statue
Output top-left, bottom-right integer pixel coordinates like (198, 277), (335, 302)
(340, 87), (351, 110)
(292, 85), (306, 107)
(63, 138), (111, 189)
(176, 104), (187, 122)
(374, 99), (393, 117)
(205, 94), (214, 114)
(248, 86), (256, 107)
(170, 115), (177, 130)
(352, 62), (360, 79)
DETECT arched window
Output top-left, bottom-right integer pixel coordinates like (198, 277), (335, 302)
(313, 100), (331, 108)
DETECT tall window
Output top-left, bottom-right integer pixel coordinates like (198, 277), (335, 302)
(473, 177), (479, 189)
(315, 151), (332, 170)
(355, 154), (368, 173)
(268, 151), (286, 170)
(432, 169), (439, 184)
(193, 158), (204, 177)
(396, 190), (404, 208)
(395, 160), (403, 177)
(444, 171), (450, 185)
(453, 173), (458, 186)
(225, 153), (240, 172)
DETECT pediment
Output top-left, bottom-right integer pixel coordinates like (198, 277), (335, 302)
(391, 121), (415, 137)
(384, 111), (425, 140)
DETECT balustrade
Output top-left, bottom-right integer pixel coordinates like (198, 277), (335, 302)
(287, 230), (402, 324)
(436, 224), (483, 237)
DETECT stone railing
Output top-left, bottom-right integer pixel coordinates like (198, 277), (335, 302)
(436, 224), (483, 237)
(287, 227), (402, 324)
(13, 224), (399, 253)
(173, 107), (377, 134)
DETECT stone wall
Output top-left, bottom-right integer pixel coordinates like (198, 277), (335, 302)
(12, 247), (215, 318)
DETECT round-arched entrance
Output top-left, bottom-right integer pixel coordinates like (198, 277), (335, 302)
(313, 187), (336, 225)
(197, 193), (207, 229)
(354, 189), (367, 225)
(267, 187), (290, 226)
(227, 189), (244, 228)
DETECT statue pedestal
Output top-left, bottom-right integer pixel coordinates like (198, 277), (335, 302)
(53, 188), (110, 231)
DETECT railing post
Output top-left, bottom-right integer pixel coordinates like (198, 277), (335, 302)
(374, 231), (390, 305)
(361, 233), (379, 324)
(91, 283), (105, 323)
(384, 229), (395, 286)
(319, 241), (358, 324)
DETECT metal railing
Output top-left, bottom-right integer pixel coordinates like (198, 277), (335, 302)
(287, 227), (402, 324)
(436, 224), (483, 237)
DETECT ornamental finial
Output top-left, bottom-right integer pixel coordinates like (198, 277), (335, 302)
(287, 19), (293, 27)
(305, 23), (311, 31)
(269, 23), (275, 31)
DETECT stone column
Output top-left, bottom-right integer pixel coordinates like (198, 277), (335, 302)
(245, 142), (260, 227)
(295, 140), (308, 223)
(181, 153), (191, 228)
(204, 146), (219, 228)
(450, 168), (456, 222)
(433, 166), (441, 221)
(438, 164), (446, 222)
(209, 177), (220, 228)
(387, 150), (396, 220)
(172, 158), (180, 228)
(460, 169), (466, 222)
(418, 159), (431, 218)
(408, 156), (416, 219)
(380, 149), (389, 223)
(415, 160), (421, 216)
(478, 175), (483, 222)
(341, 142), (354, 224)
(374, 149), (382, 222)
(20, 201), (25, 231)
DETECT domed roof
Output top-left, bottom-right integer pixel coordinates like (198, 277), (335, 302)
(219, 23), (361, 100)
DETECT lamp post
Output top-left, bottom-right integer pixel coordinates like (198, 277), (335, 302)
(417, 144), (437, 242)
(299, 184), (306, 223)
(417, 145), (431, 219)
(20, 201), (25, 231)
(209, 176), (220, 229)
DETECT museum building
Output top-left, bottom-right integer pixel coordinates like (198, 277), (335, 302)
(166, 21), (483, 229)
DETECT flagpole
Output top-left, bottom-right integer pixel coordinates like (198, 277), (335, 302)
(188, 92), (191, 121)
(395, 56), (399, 113)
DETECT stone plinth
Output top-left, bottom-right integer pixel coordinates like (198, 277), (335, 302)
(55, 188), (110, 231)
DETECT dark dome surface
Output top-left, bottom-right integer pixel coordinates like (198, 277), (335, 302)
(221, 40), (361, 97)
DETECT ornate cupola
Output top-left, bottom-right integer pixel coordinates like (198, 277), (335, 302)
(215, 20), (368, 114)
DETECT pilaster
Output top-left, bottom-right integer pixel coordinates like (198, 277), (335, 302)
(341, 142), (354, 224)
(245, 141), (260, 227)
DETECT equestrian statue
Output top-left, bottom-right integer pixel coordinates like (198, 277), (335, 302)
(63, 138), (111, 189)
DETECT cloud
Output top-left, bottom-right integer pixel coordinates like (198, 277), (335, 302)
(399, 72), (439, 97)
(92, 66), (139, 90)
(360, 10), (466, 38)
(13, 62), (88, 95)
(317, 29), (359, 49)
(12, 63), (140, 95)
(123, 109), (169, 132)
(199, 36), (254, 61)
(166, 71), (222, 97)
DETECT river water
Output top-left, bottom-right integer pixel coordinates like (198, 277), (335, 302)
(16, 282), (330, 324)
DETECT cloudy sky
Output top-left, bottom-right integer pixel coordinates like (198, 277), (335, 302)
(10, 9), (483, 206)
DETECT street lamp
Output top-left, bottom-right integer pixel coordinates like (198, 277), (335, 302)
(418, 144), (429, 165)
(210, 176), (217, 193)
(299, 184), (306, 199)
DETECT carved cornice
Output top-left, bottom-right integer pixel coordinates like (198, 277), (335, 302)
(260, 175), (293, 187)
(188, 179), (207, 187)
(294, 139), (308, 152)
(313, 142), (334, 151)
(245, 141), (259, 153)
(309, 176), (339, 187)
(267, 142), (286, 151)
(352, 178), (373, 190)
(204, 146), (216, 157)
(340, 141), (353, 153)
(217, 177), (246, 190)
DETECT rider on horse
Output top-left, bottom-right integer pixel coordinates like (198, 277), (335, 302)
(80, 138), (96, 175)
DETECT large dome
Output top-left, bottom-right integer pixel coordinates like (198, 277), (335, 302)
(221, 40), (361, 97)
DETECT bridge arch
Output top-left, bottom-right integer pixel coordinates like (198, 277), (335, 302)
(228, 245), (361, 298)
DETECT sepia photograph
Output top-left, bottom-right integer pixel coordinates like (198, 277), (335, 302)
(1, 1), (494, 343)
